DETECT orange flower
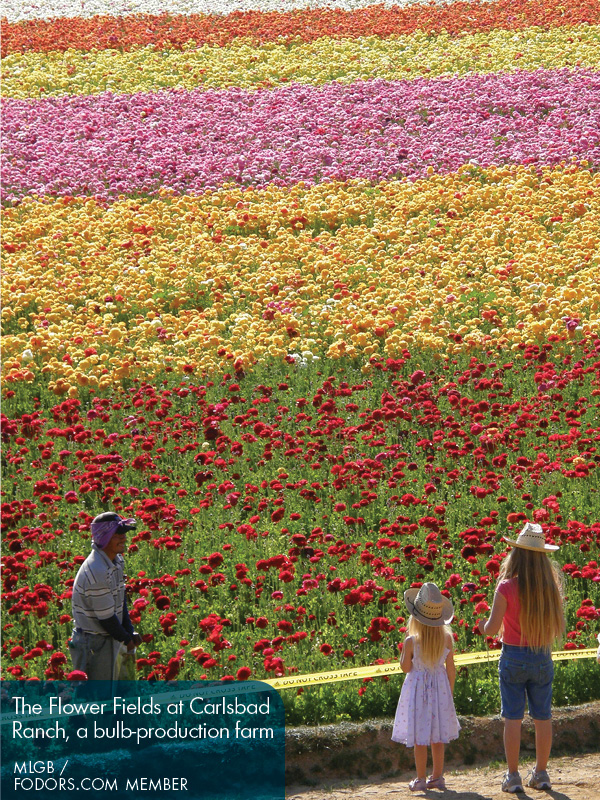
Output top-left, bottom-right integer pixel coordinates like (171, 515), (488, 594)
(3, 0), (597, 56)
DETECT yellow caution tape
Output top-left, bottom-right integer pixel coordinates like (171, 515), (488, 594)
(2, 648), (595, 727)
(263, 648), (598, 690)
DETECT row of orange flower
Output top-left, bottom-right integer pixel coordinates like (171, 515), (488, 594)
(2, 0), (598, 56)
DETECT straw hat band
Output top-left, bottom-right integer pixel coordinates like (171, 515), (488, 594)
(518, 529), (545, 544)
(414, 598), (447, 621)
(503, 521), (559, 552)
(404, 583), (454, 627)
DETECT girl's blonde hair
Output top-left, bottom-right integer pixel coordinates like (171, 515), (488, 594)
(408, 616), (450, 668)
(497, 547), (565, 650)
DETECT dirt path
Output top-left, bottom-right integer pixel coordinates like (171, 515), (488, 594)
(287, 752), (600, 800)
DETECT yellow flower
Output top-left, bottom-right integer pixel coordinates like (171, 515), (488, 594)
(2, 164), (598, 390)
(3, 26), (599, 99)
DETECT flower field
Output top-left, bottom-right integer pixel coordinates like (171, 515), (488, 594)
(2, 0), (600, 724)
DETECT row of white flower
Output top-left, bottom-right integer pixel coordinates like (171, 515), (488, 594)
(3, 0), (457, 24)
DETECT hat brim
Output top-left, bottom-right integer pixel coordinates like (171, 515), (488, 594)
(503, 537), (559, 552)
(404, 588), (454, 627)
(113, 517), (137, 534)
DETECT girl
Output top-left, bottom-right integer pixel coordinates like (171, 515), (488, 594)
(478, 522), (565, 793)
(392, 582), (460, 792)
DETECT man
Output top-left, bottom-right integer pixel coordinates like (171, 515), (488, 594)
(69, 512), (142, 680)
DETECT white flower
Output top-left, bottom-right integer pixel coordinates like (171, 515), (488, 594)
(3, 0), (428, 23)
(22, 349), (34, 363)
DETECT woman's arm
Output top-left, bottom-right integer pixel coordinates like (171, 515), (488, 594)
(445, 648), (456, 693)
(400, 636), (414, 673)
(477, 589), (507, 637)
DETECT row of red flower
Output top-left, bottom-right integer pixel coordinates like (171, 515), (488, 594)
(1, 338), (599, 687)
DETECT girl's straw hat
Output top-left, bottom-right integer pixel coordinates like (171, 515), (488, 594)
(503, 521), (559, 552)
(404, 582), (454, 627)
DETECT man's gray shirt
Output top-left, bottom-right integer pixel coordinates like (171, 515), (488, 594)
(71, 545), (126, 635)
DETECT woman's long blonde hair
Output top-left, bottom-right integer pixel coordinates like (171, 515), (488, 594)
(408, 616), (450, 668)
(497, 547), (565, 650)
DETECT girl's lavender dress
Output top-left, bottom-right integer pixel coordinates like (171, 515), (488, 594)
(391, 645), (460, 747)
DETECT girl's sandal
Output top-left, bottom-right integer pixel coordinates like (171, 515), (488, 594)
(426, 776), (446, 790)
(409, 777), (427, 792)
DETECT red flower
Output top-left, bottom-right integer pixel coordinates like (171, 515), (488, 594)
(49, 652), (67, 667)
(271, 508), (285, 523)
(236, 667), (252, 681)
(24, 647), (44, 660)
(66, 670), (88, 681)
(207, 552), (224, 568)
(486, 560), (500, 575)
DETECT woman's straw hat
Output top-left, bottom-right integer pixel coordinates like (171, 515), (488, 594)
(503, 521), (559, 552)
(404, 582), (454, 627)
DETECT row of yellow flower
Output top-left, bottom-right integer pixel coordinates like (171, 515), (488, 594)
(2, 163), (598, 394)
(3, 25), (599, 98)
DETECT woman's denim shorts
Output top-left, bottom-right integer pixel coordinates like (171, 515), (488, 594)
(499, 644), (554, 720)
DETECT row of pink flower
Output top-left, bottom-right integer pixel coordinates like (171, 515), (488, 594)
(3, 69), (599, 201)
